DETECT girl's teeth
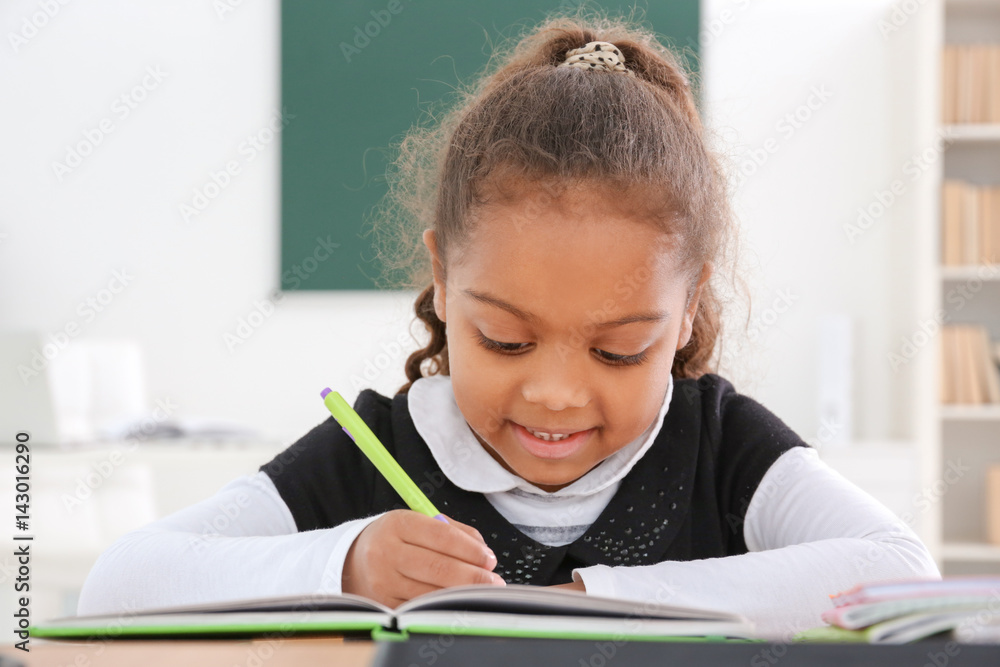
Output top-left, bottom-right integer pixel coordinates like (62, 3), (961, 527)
(527, 428), (571, 442)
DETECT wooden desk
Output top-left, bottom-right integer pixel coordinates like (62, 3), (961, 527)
(0, 637), (375, 667)
(7, 636), (1000, 667)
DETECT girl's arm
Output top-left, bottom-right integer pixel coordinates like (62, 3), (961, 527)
(76, 471), (384, 616)
(570, 446), (940, 637)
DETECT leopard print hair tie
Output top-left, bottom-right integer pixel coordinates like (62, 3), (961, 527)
(558, 41), (635, 77)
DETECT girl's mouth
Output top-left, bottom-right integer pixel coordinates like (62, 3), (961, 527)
(511, 422), (594, 460)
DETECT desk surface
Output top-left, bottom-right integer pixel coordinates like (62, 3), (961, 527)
(1, 637), (374, 667)
(7, 637), (1000, 667)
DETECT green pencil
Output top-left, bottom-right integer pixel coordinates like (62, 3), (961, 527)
(321, 388), (447, 522)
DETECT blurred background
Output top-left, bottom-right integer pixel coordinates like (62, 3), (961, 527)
(1, 0), (999, 631)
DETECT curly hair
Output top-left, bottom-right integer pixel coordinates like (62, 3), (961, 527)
(364, 7), (738, 395)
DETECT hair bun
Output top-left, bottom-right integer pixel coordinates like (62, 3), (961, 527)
(558, 40), (635, 77)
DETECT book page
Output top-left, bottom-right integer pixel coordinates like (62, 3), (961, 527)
(395, 583), (745, 622)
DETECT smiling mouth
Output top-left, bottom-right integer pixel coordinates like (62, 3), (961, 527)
(522, 426), (579, 442)
(511, 422), (594, 461)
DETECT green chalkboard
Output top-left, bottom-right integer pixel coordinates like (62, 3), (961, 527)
(280, 0), (700, 291)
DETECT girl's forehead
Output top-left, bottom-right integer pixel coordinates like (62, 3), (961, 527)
(477, 175), (671, 219)
(450, 224), (688, 328)
(465, 197), (678, 257)
(450, 176), (688, 282)
(454, 212), (685, 291)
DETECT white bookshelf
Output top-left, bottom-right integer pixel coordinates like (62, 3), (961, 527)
(940, 264), (1000, 280)
(933, 0), (1000, 575)
(941, 405), (1000, 421)
(942, 541), (1000, 563)
(942, 124), (1000, 142)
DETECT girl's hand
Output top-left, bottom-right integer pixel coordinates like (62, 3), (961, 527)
(342, 509), (505, 607)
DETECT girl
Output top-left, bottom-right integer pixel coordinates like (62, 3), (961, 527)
(77, 13), (939, 636)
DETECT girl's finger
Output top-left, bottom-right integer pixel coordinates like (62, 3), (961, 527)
(397, 513), (497, 570)
(447, 518), (489, 546)
(394, 542), (505, 589)
(390, 571), (442, 603)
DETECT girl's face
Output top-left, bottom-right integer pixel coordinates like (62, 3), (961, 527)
(423, 182), (709, 492)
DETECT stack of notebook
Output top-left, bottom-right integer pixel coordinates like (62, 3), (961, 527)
(808, 577), (1000, 643)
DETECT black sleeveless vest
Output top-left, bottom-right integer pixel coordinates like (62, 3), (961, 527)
(261, 373), (806, 586)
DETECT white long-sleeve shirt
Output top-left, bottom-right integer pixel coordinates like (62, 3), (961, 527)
(77, 375), (940, 637)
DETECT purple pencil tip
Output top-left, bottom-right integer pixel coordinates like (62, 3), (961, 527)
(320, 388), (332, 398)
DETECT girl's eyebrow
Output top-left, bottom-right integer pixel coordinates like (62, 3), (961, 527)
(462, 288), (668, 328)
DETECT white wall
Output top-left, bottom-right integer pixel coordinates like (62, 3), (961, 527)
(2, 0), (927, 446)
(702, 0), (928, 444)
(1, 0), (423, 445)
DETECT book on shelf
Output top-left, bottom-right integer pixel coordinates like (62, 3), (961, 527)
(943, 44), (1000, 125)
(941, 180), (1000, 267)
(943, 45), (957, 126)
(988, 465), (1000, 547)
(27, 584), (755, 642)
(940, 324), (1000, 405)
(803, 577), (1000, 644)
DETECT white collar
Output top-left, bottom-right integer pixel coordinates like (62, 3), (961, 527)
(407, 374), (673, 497)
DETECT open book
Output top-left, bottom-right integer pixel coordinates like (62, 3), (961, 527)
(29, 584), (755, 641)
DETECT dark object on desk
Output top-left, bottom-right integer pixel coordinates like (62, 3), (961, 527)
(373, 636), (1000, 667)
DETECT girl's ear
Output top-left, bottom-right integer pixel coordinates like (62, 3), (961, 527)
(676, 263), (713, 351)
(422, 229), (448, 323)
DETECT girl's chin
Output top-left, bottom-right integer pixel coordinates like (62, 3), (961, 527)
(470, 423), (597, 490)
(522, 475), (578, 493)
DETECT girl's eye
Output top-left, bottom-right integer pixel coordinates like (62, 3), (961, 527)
(475, 332), (528, 354)
(475, 332), (648, 367)
(595, 348), (649, 367)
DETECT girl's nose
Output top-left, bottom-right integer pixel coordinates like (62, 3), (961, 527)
(519, 350), (591, 411)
